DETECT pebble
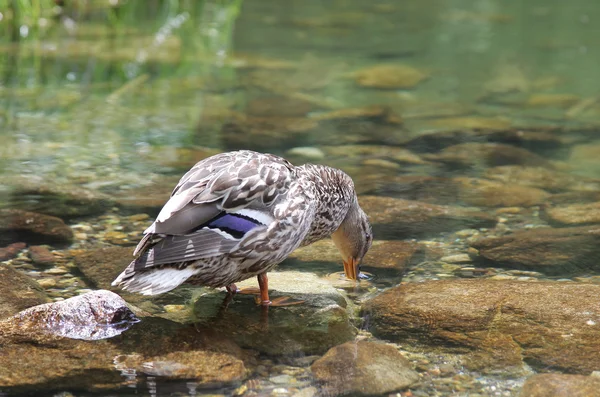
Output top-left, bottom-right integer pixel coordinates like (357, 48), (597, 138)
(44, 267), (69, 275)
(270, 375), (293, 384)
(440, 254), (471, 263)
(28, 245), (56, 266)
(286, 147), (325, 160)
(74, 232), (88, 240)
(291, 387), (317, 397)
(37, 278), (58, 289)
(128, 213), (150, 222)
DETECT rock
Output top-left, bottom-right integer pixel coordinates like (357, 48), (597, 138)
(1, 290), (139, 341)
(71, 246), (133, 289)
(311, 341), (419, 395)
(519, 374), (600, 397)
(290, 239), (421, 272)
(422, 142), (554, 169)
(543, 202), (600, 225)
(427, 116), (511, 130)
(0, 242), (26, 261)
(114, 175), (179, 216)
(359, 195), (497, 239)
(363, 279), (600, 373)
(0, 264), (48, 319)
(453, 177), (550, 207)
(484, 166), (600, 193)
(404, 128), (565, 154)
(286, 146), (326, 161)
(191, 271), (357, 356)
(311, 105), (403, 125)
(0, 175), (114, 219)
(28, 245), (56, 266)
(139, 146), (221, 171)
(0, 315), (248, 391)
(470, 226), (600, 274)
(568, 143), (600, 178)
(525, 94), (580, 108)
(322, 144), (427, 165)
(0, 209), (73, 246)
(353, 64), (427, 89)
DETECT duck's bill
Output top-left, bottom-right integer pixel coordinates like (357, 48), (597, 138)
(343, 257), (359, 280)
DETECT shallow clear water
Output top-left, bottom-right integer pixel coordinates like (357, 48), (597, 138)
(1, 0), (600, 396)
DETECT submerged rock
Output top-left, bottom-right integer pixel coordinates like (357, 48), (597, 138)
(2, 290), (138, 341)
(190, 271), (357, 356)
(363, 279), (600, 373)
(0, 175), (114, 219)
(359, 195), (496, 238)
(71, 246), (133, 290)
(0, 209), (73, 246)
(0, 242), (26, 261)
(519, 374), (600, 397)
(453, 177), (550, 207)
(28, 245), (56, 266)
(422, 142), (553, 169)
(0, 264), (48, 319)
(0, 315), (248, 391)
(353, 64), (427, 89)
(484, 166), (600, 193)
(470, 226), (600, 274)
(311, 341), (419, 395)
(543, 202), (600, 226)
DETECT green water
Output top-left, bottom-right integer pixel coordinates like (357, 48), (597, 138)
(1, 0), (600, 396)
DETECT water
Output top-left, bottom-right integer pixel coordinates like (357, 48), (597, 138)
(1, 0), (600, 396)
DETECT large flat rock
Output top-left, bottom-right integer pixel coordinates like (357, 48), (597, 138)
(364, 279), (600, 374)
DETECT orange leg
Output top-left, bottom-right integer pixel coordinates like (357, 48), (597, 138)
(257, 273), (271, 305)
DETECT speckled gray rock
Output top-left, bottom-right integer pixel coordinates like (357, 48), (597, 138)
(2, 290), (138, 341)
(311, 341), (419, 395)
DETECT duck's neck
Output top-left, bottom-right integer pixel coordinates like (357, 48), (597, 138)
(296, 164), (356, 245)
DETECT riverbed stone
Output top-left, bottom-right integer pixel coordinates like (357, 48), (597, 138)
(470, 226), (600, 274)
(0, 175), (114, 219)
(542, 202), (600, 226)
(364, 279), (600, 374)
(0, 209), (73, 246)
(0, 315), (249, 392)
(114, 175), (179, 216)
(0, 242), (26, 261)
(422, 142), (554, 169)
(191, 270), (357, 356)
(484, 166), (600, 193)
(358, 195), (496, 238)
(311, 341), (419, 395)
(0, 264), (48, 319)
(70, 246), (133, 290)
(453, 177), (550, 207)
(28, 245), (56, 266)
(519, 374), (600, 397)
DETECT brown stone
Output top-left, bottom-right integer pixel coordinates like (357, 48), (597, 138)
(0, 264), (48, 319)
(422, 142), (554, 169)
(454, 177), (550, 207)
(114, 175), (179, 216)
(71, 246), (133, 290)
(28, 245), (56, 266)
(359, 195), (496, 238)
(290, 239), (420, 271)
(0, 242), (26, 261)
(353, 64), (427, 89)
(363, 279), (600, 373)
(311, 341), (419, 395)
(0, 209), (73, 246)
(312, 105), (403, 125)
(519, 374), (600, 397)
(246, 95), (320, 117)
(470, 226), (600, 274)
(0, 175), (114, 219)
(484, 166), (600, 193)
(0, 316), (248, 391)
(543, 202), (600, 225)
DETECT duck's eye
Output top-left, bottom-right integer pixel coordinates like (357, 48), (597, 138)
(365, 232), (371, 240)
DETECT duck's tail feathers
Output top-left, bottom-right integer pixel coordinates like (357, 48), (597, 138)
(111, 263), (198, 295)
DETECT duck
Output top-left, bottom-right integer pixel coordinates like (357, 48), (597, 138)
(112, 150), (372, 306)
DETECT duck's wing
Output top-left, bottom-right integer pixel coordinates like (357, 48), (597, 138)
(112, 151), (295, 293)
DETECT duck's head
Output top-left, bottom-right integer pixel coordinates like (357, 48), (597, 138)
(331, 201), (373, 280)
